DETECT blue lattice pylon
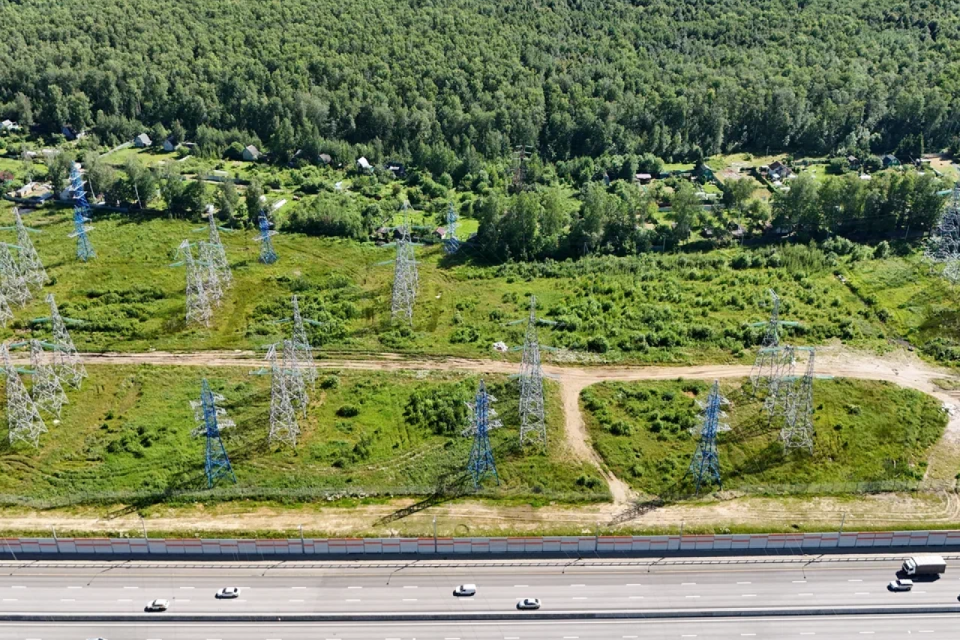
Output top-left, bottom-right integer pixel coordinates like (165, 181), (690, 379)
(190, 379), (237, 488)
(254, 211), (278, 264)
(686, 380), (730, 495)
(67, 164), (95, 261)
(443, 202), (460, 254)
(463, 379), (502, 489)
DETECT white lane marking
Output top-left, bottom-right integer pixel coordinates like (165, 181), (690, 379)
(11, 586), (25, 589)
(798, 593), (814, 596)
(572, 597), (588, 600)
(403, 598), (418, 602)
(292, 586), (307, 590)
(682, 582), (697, 585)
(289, 599), (304, 603)
(404, 586), (418, 589)
(563, 637), (579, 639)
(793, 580), (807, 584)
(180, 586), (194, 590)
(348, 586), (363, 589)
(570, 584), (586, 587)
(117, 598), (132, 602)
(737, 582), (752, 585)
(855, 592), (871, 595)
(504, 637), (520, 640)
(514, 584), (528, 588)
(918, 632), (935, 634)
(626, 583), (642, 586)
(800, 634), (816, 636)
(346, 598), (361, 602)
(859, 633), (874, 636)
(178, 599), (190, 602)
(444, 637), (461, 640)
(1, 598), (16, 601)
(916, 590), (927, 593)
(60, 598), (75, 602)
(682, 636), (698, 638)
(742, 635), (756, 637)
(123, 586), (139, 589)
(685, 595), (700, 598)
(629, 596), (644, 599)
(848, 579), (863, 583)
(67, 586), (82, 589)
(623, 636), (638, 639)
(742, 594), (756, 597)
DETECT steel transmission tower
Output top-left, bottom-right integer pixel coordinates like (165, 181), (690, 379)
(172, 240), (214, 327)
(443, 202), (460, 254)
(44, 294), (87, 389)
(263, 343), (300, 447)
(28, 339), (67, 417)
(762, 345), (796, 423)
(254, 211), (279, 264)
(68, 163), (96, 261)
(749, 290), (799, 395)
(686, 380), (730, 495)
(1, 208), (47, 290)
(198, 210), (232, 287)
(391, 203), (418, 324)
(1, 344), (46, 447)
(512, 145), (533, 192)
(518, 296), (547, 448)
(281, 338), (309, 415)
(780, 348), (816, 454)
(0, 291), (12, 328)
(0, 242), (30, 308)
(190, 378), (237, 487)
(288, 295), (318, 386)
(925, 183), (960, 283)
(463, 379), (502, 488)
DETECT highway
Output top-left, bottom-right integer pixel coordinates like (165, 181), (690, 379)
(8, 615), (960, 639)
(0, 556), (957, 615)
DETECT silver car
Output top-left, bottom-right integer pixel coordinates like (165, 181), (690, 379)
(517, 598), (541, 610)
(888, 578), (913, 592)
(145, 599), (169, 611)
(216, 587), (240, 599)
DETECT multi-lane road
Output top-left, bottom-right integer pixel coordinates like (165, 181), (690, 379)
(2, 555), (958, 638)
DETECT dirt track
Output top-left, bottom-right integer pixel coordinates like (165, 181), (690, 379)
(57, 346), (960, 507)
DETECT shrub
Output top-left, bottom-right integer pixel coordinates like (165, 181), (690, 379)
(336, 404), (360, 418)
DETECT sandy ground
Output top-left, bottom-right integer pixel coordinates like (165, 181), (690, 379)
(4, 346), (958, 535)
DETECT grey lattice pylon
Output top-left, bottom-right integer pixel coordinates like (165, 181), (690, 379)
(203, 210), (232, 287)
(290, 295), (317, 385)
(1, 343), (46, 447)
(29, 339), (67, 418)
(762, 345), (796, 423)
(390, 202), (418, 324)
(281, 338), (308, 416)
(925, 183), (960, 283)
(0, 242), (31, 308)
(781, 348), (816, 454)
(0, 290), (13, 328)
(749, 290), (781, 394)
(46, 294), (87, 389)
(173, 240), (214, 327)
(518, 296), (546, 448)
(197, 241), (224, 306)
(265, 343), (300, 447)
(9, 208), (47, 290)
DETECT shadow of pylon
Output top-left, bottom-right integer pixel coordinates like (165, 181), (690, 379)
(607, 497), (665, 526)
(376, 471), (474, 525)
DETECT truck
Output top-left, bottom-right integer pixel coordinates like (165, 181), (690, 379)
(901, 555), (947, 577)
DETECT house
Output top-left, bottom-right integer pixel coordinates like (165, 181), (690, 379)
(61, 126), (77, 141)
(1, 120), (19, 132)
(242, 145), (261, 161)
(433, 227), (446, 239)
(846, 155), (859, 168)
(356, 157), (372, 172)
(385, 162), (406, 178)
(319, 153), (332, 165)
(163, 138), (178, 153)
(134, 133), (152, 148)
(40, 148), (58, 160)
(11, 182), (53, 204)
(634, 173), (653, 184)
(882, 154), (900, 168)
(694, 164), (715, 181)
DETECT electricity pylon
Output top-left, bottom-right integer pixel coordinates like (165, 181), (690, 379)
(443, 202), (460, 254)
(172, 240), (214, 327)
(39, 294), (87, 389)
(749, 290), (799, 395)
(0, 242), (30, 308)
(282, 338), (308, 416)
(518, 296), (547, 448)
(190, 379), (237, 488)
(0, 291), (12, 328)
(0, 208), (46, 290)
(390, 203), (418, 324)
(259, 343), (299, 448)
(1, 343), (46, 447)
(68, 163), (95, 261)
(686, 380), (730, 495)
(463, 379), (502, 488)
(28, 339), (67, 418)
(254, 211), (279, 264)
(780, 348), (816, 454)
(512, 144), (534, 192)
(926, 183), (960, 283)
(763, 345), (796, 423)
(196, 209), (232, 287)
(280, 295), (318, 386)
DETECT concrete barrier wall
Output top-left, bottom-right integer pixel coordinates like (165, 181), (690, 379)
(2, 529), (960, 558)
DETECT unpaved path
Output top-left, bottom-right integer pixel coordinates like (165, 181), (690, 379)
(42, 346), (960, 506)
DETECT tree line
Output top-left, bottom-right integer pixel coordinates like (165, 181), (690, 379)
(3, 0), (960, 168)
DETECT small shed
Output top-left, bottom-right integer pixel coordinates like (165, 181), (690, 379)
(163, 138), (178, 153)
(882, 154), (900, 168)
(242, 145), (261, 161)
(386, 162), (406, 178)
(846, 155), (859, 167)
(357, 157), (372, 172)
(634, 173), (653, 184)
(61, 126), (77, 141)
(319, 153), (332, 165)
(0, 120), (18, 131)
(134, 133), (152, 148)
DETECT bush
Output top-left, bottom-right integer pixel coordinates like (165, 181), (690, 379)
(336, 404), (360, 417)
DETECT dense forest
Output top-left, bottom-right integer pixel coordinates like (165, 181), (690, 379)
(2, 0), (960, 165)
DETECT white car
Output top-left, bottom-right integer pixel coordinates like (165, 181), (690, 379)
(145, 599), (169, 611)
(889, 579), (914, 592)
(453, 584), (476, 597)
(517, 598), (541, 610)
(216, 587), (240, 599)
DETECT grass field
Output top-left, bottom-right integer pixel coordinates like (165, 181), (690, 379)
(0, 202), (957, 363)
(582, 378), (948, 496)
(0, 365), (605, 506)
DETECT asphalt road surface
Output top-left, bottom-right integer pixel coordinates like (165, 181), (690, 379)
(0, 556), (957, 615)
(8, 615), (960, 639)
